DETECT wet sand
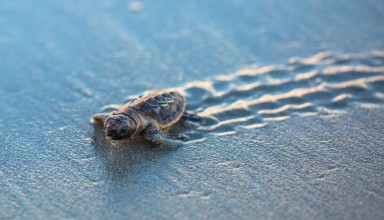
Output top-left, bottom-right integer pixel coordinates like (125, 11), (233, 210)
(1, 0), (384, 219)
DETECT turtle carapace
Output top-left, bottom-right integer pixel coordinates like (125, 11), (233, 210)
(92, 90), (186, 147)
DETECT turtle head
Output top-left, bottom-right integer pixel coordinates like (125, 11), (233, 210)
(104, 114), (136, 140)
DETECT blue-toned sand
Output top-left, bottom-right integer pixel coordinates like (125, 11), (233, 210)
(1, 1), (384, 219)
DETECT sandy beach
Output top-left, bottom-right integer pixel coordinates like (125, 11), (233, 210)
(1, 1), (384, 219)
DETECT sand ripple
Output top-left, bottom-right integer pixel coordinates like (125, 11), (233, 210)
(97, 51), (384, 138)
(179, 51), (384, 136)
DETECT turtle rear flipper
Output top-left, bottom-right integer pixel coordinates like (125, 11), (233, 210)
(181, 111), (202, 122)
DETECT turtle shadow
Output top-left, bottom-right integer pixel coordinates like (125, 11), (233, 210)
(91, 123), (178, 181)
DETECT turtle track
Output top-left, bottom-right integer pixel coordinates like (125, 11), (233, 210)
(97, 51), (384, 139)
(179, 51), (384, 137)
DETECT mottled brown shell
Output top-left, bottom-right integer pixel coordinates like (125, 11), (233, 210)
(117, 90), (186, 128)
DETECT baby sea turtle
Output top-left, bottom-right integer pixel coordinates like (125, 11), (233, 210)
(92, 90), (187, 147)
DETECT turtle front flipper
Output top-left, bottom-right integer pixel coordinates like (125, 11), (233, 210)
(143, 122), (184, 148)
(92, 103), (121, 124)
(92, 111), (116, 123)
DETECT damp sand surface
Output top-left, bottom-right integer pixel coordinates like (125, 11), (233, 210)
(1, 1), (384, 219)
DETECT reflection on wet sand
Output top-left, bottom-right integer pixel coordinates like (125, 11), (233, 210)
(92, 123), (178, 181)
